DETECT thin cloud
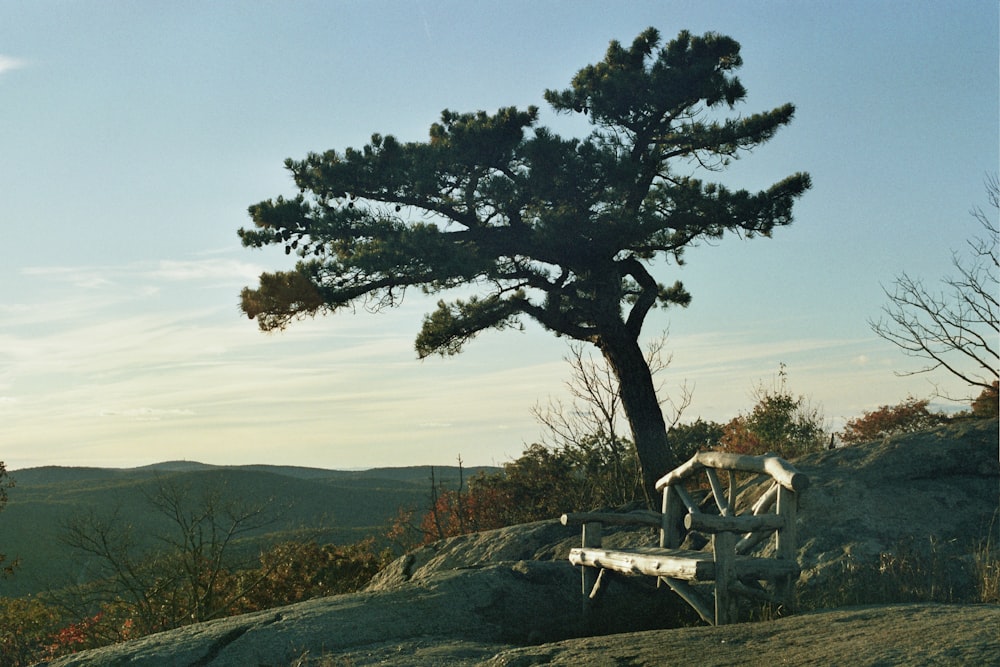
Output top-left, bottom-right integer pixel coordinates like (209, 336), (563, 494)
(148, 258), (262, 284)
(0, 55), (26, 75)
(23, 257), (265, 287)
(21, 265), (115, 289)
(99, 407), (196, 421)
(21, 265), (105, 277)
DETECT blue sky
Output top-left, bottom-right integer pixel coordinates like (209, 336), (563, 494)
(1, 1), (997, 470)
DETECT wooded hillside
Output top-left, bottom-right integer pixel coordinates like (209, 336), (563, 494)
(0, 462), (496, 599)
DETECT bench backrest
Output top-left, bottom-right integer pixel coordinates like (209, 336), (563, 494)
(655, 451), (808, 559)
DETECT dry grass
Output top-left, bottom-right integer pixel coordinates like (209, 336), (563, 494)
(290, 650), (354, 667)
(800, 534), (994, 611)
(973, 510), (1000, 603)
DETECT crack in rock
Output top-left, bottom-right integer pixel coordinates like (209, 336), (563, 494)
(186, 614), (283, 666)
(188, 626), (250, 667)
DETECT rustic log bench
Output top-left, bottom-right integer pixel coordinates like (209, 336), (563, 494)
(561, 451), (809, 625)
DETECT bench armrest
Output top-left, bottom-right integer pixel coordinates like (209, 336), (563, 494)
(655, 452), (809, 492)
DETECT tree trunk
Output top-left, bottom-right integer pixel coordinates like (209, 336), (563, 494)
(598, 332), (675, 504)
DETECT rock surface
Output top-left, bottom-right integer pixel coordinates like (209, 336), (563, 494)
(43, 419), (999, 666)
(791, 417), (998, 596)
(488, 603), (1000, 666)
(40, 562), (577, 667)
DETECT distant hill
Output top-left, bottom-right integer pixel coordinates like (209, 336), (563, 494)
(134, 460), (220, 473)
(0, 461), (499, 599)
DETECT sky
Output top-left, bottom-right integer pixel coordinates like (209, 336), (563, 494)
(1, 1), (997, 471)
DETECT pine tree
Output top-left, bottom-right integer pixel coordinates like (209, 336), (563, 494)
(239, 28), (811, 499)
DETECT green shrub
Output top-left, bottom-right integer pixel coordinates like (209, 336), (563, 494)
(667, 419), (725, 461)
(719, 366), (826, 458)
(0, 596), (62, 667)
(235, 538), (389, 612)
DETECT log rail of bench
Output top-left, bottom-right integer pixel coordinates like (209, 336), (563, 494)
(567, 546), (800, 582)
(655, 451), (809, 493)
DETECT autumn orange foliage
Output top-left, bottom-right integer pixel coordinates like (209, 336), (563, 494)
(839, 397), (948, 445)
(419, 445), (587, 542)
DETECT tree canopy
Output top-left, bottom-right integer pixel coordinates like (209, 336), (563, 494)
(239, 28), (811, 499)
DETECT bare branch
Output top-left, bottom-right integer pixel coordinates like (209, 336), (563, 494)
(533, 330), (691, 446)
(870, 175), (999, 398)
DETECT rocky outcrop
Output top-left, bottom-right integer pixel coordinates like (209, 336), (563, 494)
(487, 603), (1000, 666)
(366, 519), (577, 591)
(40, 562), (579, 667)
(43, 419), (998, 666)
(791, 417), (998, 597)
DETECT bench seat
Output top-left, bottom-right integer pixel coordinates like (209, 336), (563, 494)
(568, 546), (800, 582)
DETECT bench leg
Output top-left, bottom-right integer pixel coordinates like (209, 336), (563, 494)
(714, 531), (737, 625)
(775, 486), (799, 614)
(582, 567), (598, 612)
(662, 577), (714, 625)
(581, 522), (603, 615)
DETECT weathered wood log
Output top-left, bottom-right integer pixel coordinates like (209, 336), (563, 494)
(775, 485), (798, 609)
(685, 512), (785, 534)
(775, 487), (797, 561)
(661, 577), (714, 625)
(713, 531), (736, 625)
(727, 470), (736, 510)
(734, 482), (782, 554)
(752, 482), (779, 515)
(655, 452), (809, 492)
(569, 547), (799, 582)
(735, 525), (774, 556)
(673, 484), (700, 514)
(660, 485), (685, 549)
(570, 546), (713, 580)
(561, 510), (662, 528)
(705, 468), (732, 516)
(581, 521), (602, 613)
(588, 567), (608, 600)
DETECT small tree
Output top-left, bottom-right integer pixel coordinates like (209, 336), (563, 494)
(384, 506), (425, 554)
(720, 366), (826, 459)
(871, 175), (999, 402)
(491, 444), (590, 518)
(0, 461), (15, 579)
(59, 477), (283, 635)
(234, 538), (387, 612)
(419, 445), (587, 539)
(839, 396), (949, 445)
(667, 418), (726, 460)
(238, 28), (811, 500)
(0, 596), (60, 667)
(532, 333), (691, 505)
(142, 478), (282, 624)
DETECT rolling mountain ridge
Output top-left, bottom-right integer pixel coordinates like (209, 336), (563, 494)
(0, 461), (499, 599)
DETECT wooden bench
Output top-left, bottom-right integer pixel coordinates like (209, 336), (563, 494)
(562, 451), (809, 625)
